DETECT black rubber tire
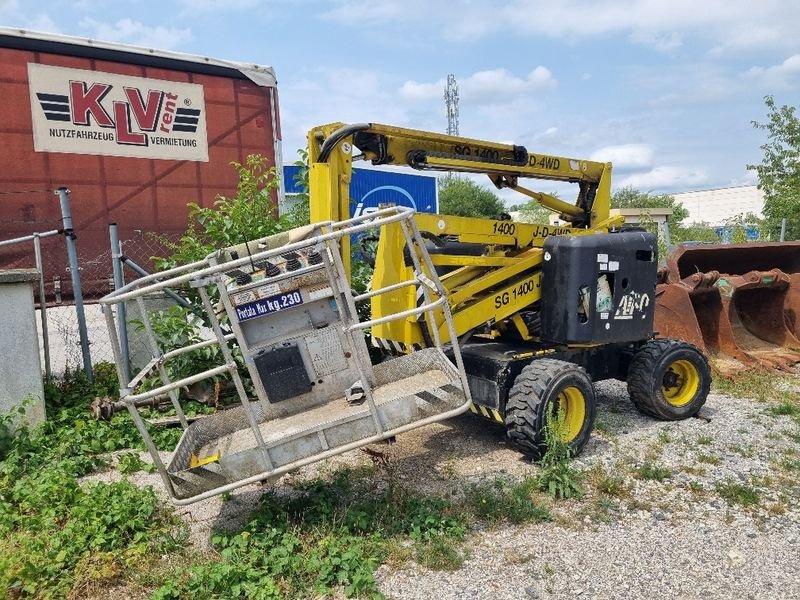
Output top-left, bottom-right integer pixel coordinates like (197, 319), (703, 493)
(627, 339), (711, 420)
(505, 358), (596, 460)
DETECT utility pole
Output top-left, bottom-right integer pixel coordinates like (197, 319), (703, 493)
(444, 74), (460, 137)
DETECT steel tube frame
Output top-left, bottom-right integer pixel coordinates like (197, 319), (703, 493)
(56, 187), (93, 381)
(101, 207), (472, 504)
(33, 234), (51, 379)
(109, 224), (131, 382)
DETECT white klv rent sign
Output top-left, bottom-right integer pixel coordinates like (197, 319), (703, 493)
(27, 63), (209, 161)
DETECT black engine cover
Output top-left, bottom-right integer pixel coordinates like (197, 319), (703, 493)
(540, 231), (657, 345)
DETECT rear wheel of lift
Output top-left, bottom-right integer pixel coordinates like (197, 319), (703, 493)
(505, 358), (596, 460)
(627, 339), (711, 420)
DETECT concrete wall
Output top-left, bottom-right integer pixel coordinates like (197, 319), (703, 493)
(0, 270), (45, 426)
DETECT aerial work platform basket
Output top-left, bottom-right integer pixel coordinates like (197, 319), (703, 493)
(101, 208), (471, 504)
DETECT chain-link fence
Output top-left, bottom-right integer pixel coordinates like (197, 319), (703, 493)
(0, 188), (182, 378)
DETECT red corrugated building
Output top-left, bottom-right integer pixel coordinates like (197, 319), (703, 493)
(0, 28), (282, 299)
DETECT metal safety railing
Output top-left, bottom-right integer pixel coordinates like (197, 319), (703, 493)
(100, 207), (471, 503)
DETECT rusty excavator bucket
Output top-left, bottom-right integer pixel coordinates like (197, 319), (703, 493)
(655, 242), (800, 372)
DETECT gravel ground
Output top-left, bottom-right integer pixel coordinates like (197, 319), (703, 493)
(375, 380), (800, 600)
(82, 378), (800, 598)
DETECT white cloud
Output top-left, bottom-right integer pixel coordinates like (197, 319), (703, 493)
(745, 54), (800, 88)
(399, 79), (444, 102)
(323, 0), (800, 53)
(280, 67), (420, 155)
(617, 166), (708, 191)
(24, 14), (61, 33)
(0, 0), (61, 34)
(324, 0), (430, 27)
(591, 144), (654, 169)
(400, 67), (556, 103)
(79, 18), (192, 50)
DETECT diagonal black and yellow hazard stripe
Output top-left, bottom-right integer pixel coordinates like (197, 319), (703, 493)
(468, 402), (504, 424)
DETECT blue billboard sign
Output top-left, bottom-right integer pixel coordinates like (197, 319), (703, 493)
(283, 165), (438, 216)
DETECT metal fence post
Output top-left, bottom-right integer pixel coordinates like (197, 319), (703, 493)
(780, 218), (787, 242)
(109, 224), (131, 382)
(56, 187), (93, 381)
(32, 233), (51, 379)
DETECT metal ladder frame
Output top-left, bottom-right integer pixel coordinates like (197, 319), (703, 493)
(100, 207), (472, 503)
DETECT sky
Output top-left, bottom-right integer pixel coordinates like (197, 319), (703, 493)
(3, 0), (800, 203)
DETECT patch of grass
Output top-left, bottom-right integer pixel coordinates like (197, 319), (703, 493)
(730, 444), (755, 458)
(627, 498), (652, 512)
(592, 413), (615, 435)
(657, 429), (672, 445)
(776, 458), (800, 473)
(696, 435), (713, 446)
(687, 481), (705, 495)
(715, 481), (761, 507)
(586, 497), (618, 523)
(768, 401), (800, 418)
(767, 501), (787, 516)
(592, 473), (629, 498)
(697, 453), (721, 465)
(681, 464), (707, 476)
(713, 370), (797, 403)
(634, 462), (672, 482)
(785, 430), (800, 444)
(465, 477), (552, 524)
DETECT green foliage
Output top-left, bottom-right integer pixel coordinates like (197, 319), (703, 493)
(747, 95), (800, 241)
(611, 186), (721, 247)
(285, 147), (311, 226)
(154, 466), (470, 598)
(465, 476), (552, 524)
(674, 222), (721, 243)
(117, 452), (155, 475)
(512, 198), (553, 225)
(0, 380), (186, 598)
(724, 212), (765, 243)
(611, 187), (687, 232)
(715, 480), (761, 507)
(634, 461), (672, 481)
(536, 413), (585, 499)
(438, 175), (506, 219)
(134, 306), (232, 392)
(154, 155), (299, 271)
(594, 474), (628, 498)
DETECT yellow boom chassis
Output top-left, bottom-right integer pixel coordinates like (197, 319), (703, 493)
(307, 122), (622, 350)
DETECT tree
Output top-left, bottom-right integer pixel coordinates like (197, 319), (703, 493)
(747, 95), (800, 240)
(610, 187), (719, 252)
(438, 176), (506, 219)
(510, 198), (556, 224)
(611, 187), (689, 233)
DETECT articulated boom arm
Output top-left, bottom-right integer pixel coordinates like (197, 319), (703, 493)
(307, 122), (618, 351)
(308, 122), (613, 230)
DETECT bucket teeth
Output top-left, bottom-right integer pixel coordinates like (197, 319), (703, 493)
(655, 242), (800, 372)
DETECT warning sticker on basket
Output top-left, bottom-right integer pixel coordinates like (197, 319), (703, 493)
(235, 290), (304, 321)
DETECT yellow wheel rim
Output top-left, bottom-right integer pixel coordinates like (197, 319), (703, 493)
(661, 359), (700, 407)
(554, 386), (586, 442)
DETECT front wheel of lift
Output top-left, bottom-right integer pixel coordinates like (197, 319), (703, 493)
(505, 358), (596, 460)
(627, 338), (711, 420)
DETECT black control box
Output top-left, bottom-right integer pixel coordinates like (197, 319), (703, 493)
(540, 231), (657, 345)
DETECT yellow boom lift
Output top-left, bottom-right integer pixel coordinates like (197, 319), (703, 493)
(308, 122), (711, 454)
(102, 122), (712, 504)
